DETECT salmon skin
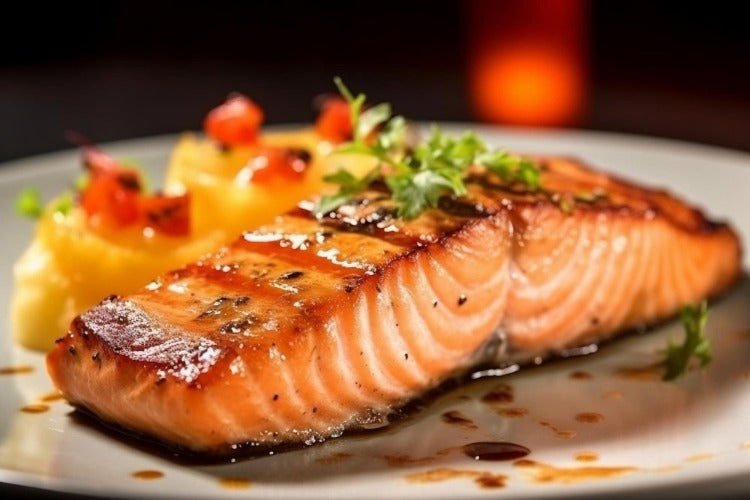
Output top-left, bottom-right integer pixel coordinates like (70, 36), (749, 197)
(47, 157), (742, 457)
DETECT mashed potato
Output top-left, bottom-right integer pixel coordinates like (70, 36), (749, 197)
(164, 129), (374, 239)
(12, 207), (225, 351)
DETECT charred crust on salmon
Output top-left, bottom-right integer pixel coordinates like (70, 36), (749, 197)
(219, 317), (256, 334)
(279, 270), (304, 280)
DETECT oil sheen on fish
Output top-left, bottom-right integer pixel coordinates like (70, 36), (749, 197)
(46, 157), (742, 457)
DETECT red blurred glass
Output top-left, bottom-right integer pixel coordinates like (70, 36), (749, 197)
(467, 0), (588, 127)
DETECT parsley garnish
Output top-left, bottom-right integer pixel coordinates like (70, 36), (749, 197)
(663, 301), (711, 381)
(14, 188), (74, 220)
(316, 78), (540, 219)
(52, 191), (74, 216)
(15, 187), (43, 219)
(316, 168), (381, 215)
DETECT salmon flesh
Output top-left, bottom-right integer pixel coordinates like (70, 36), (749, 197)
(46, 157), (742, 456)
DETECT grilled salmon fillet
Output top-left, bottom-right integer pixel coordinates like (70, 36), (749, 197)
(46, 157), (742, 456)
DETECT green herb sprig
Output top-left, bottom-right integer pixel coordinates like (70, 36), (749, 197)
(15, 188), (75, 219)
(15, 188), (44, 219)
(316, 78), (540, 219)
(663, 301), (711, 381)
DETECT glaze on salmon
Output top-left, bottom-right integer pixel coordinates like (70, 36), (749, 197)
(46, 157), (742, 456)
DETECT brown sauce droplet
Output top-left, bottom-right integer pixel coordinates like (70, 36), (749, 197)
(575, 451), (599, 462)
(385, 447), (460, 467)
(316, 452), (353, 464)
(404, 467), (473, 482)
(404, 468), (506, 489)
(441, 410), (478, 429)
(539, 420), (576, 438)
(0, 365), (34, 375)
(513, 459), (636, 484)
(570, 370), (592, 380)
(462, 441), (530, 461)
(684, 453), (714, 463)
(218, 477), (251, 489)
(481, 382), (513, 404)
(475, 474), (506, 489)
(495, 407), (528, 418)
(615, 364), (662, 380)
(39, 390), (65, 402)
(132, 470), (164, 480)
(576, 412), (604, 423)
(603, 390), (623, 400)
(20, 403), (49, 414)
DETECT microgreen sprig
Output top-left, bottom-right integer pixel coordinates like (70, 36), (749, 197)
(15, 187), (43, 219)
(663, 301), (712, 381)
(316, 78), (540, 219)
(15, 188), (75, 219)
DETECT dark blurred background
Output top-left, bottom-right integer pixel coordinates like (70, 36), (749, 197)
(1, 0), (749, 163)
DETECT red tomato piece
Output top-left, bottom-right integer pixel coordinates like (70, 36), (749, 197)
(77, 145), (191, 236)
(248, 147), (311, 183)
(203, 94), (264, 147)
(82, 146), (142, 190)
(140, 193), (191, 236)
(80, 174), (141, 228)
(315, 97), (353, 143)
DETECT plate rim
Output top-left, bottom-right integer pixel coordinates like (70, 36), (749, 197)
(1, 126), (749, 499)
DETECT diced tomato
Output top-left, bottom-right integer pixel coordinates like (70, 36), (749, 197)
(78, 147), (190, 236)
(80, 174), (141, 228)
(140, 193), (190, 236)
(203, 94), (264, 147)
(315, 97), (353, 143)
(248, 147), (311, 183)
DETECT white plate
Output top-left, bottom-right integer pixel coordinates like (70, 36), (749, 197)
(1, 128), (749, 499)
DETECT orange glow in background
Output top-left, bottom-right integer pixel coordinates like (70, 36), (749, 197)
(467, 0), (588, 127)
